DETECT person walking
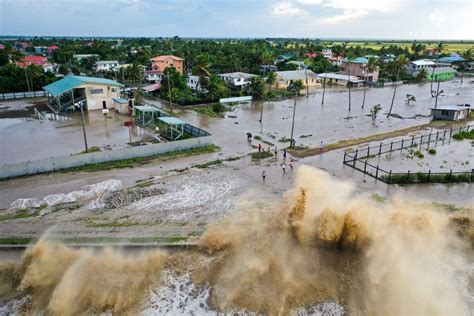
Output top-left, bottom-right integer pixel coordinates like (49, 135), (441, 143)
(289, 161), (294, 172)
(283, 149), (287, 160)
(258, 143), (262, 153)
(282, 163), (286, 174)
(274, 147), (278, 157)
(261, 170), (266, 182)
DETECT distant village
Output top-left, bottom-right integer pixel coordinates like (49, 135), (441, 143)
(0, 38), (472, 111)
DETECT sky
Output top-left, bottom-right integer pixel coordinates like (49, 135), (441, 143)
(0, 0), (473, 40)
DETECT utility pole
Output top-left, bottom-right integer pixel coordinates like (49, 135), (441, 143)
(434, 80), (442, 110)
(73, 90), (88, 153)
(167, 72), (173, 113)
(321, 73), (327, 106)
(290, 88), (297, 148)
(24, 67), (31, 92)
(305, 67), (309, 97)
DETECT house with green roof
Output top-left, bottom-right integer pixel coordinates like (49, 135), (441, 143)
(43, 75), (124, 112)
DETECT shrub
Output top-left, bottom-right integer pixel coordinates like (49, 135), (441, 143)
(414, 150), (424, 158)
(428, 148), (437, 155)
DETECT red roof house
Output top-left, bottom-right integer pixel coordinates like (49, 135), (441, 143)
(47, 45), (59, 53)
(16, 56), (48, 68)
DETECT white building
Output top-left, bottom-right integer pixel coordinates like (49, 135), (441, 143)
(144, 70), (163, 83)
(219, 72), (257, 89)
(73, 54), (100, 61)
(407, 59), (435, 76)
(44, 75), (124, 112)
(94, 61), (119, 72)
(186, 75), (207, 92)
(321, 49), (332, 58)
(316, 73), (365, 87)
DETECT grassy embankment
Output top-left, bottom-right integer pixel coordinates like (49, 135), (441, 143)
(63, 144), (220, 173)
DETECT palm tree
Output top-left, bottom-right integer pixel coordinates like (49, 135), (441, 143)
(260, 71), (276, 123)
(436, 41), (444, 53)
(289, 80), (304, 147)
(361, 57), (378, 109)
(460, 49), (473, 86)
(128, 62), (142, 87)
(265, 71), (276, 92)
(387, 54), (409, 117)
(192, 54), (212, 93)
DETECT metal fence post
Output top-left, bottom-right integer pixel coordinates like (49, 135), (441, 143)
(364, 160), (367, 173)
(420, 135), (423, 148)
(443, 130), (446, 141)
(367, 147), (370, 157)
(390, 141), (393, 152)
(411, 136), (414, 147)
(427, 133), (431, 149)
(388, 170), (392, 183)
(376, 165), (379, 179)
(449, 128), (453, 140)
(427, 170), (431, 182)
(353, 149), (358, 167)
(379, 143), (382, 154)
(343, 151), (347, 163)
(401, 139), (404, 150)
(407, 170), (410, 182)
(436, 131), (439, 144)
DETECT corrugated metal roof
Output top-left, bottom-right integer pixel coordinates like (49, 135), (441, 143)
(411, 59), (435, 66)
(43, 76), (123, 97)
(159, 117), (185, 125)
(431, 105), (471, 111)
(276, 70), (317, 81)
(436, 56), (465, 63)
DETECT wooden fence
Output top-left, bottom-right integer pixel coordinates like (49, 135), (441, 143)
(343, 125), (473, 184)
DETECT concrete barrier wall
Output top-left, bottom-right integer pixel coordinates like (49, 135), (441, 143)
(0, 136), (213, 180)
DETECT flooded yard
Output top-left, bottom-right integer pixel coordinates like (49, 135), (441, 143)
(0, 99), (154, 164)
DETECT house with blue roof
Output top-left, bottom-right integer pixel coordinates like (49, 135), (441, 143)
(43, 75), (124, 112)
(436, 54), (465, 64)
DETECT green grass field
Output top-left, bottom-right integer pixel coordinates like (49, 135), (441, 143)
(286, 41), (474, 54)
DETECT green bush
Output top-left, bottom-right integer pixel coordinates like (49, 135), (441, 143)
(414, 150), (424, 158)
(212, 103), (225, 113)
(428, 148), (437, 155)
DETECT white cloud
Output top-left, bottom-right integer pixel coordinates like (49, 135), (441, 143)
(294, 0), (323, 4)
(272, 2), (307, 16)
(318, 0), (398, 24)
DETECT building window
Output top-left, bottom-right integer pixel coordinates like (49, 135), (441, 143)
(90, 88), (104, 94)
(111, 88), (117, 92)
(441, 110), (449, 116)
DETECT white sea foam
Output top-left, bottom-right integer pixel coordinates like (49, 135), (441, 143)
(9, 179), (122, 213)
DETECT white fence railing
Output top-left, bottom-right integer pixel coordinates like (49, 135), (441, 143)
(0, 91), (47, 100)
(0, 136), (213, 180)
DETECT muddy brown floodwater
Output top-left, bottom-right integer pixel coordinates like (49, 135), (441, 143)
(0, 167), (473, 315)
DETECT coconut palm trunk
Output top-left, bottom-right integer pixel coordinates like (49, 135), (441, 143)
(387, 67), (400, 117)
(361, 71), (368, 109)
(347, 61), (351, 111)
